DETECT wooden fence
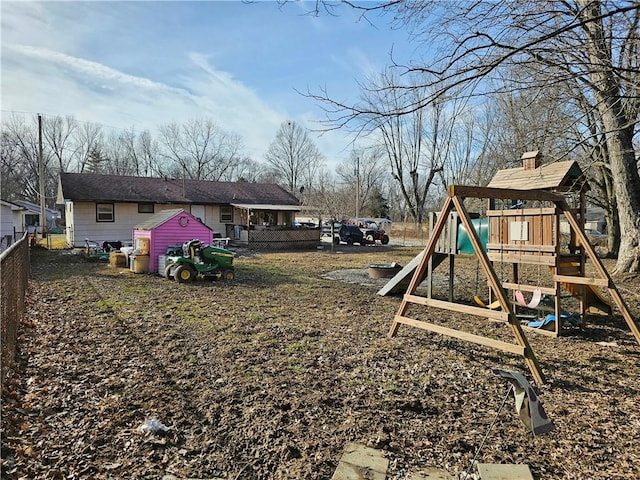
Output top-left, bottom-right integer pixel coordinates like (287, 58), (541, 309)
(1, 233), (30, 386)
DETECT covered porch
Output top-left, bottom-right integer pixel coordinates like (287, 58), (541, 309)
(229, 203), (319, 250)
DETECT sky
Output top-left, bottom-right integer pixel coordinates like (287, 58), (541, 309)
(1, 1), (416, 169)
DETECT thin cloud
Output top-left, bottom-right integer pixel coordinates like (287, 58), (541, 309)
(6, 44), (184, 95)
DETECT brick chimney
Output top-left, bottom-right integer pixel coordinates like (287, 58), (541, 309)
(522, 150), (542, 170)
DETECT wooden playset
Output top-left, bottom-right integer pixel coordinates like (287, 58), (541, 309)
(386, 152), (640, 384)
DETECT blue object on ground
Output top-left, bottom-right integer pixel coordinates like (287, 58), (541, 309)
(528, 314), (580, 329)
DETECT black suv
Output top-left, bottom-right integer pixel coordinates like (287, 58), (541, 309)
(334, 224), (366, 245)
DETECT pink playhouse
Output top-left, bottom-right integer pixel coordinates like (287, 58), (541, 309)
(132, 208), (214, 274)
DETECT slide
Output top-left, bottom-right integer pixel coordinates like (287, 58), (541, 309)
(377, 252), (447, 296)
(560, 280), (612, 316)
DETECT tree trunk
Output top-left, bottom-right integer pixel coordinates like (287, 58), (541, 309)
(580, 0), (640, 273)
(606, 132), (640, 273)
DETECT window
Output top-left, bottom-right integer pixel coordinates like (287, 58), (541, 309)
(220, 206), (233, 222)
(138, 203), (154, 214)
(25, 213), (39, 226)
(96, 203), (114, 222)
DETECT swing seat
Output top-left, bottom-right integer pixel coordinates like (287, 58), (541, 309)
(473, 295), (502, 310)
(515, 288), (542, 308)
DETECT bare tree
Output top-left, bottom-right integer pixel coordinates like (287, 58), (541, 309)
(44, 115), (77, 173)
(1, 127), (29, 201)
(336, 147), (387, 218)
(264, 120), (324, 194)
(355, 71), (475, 223)
(1, 114), (47, 202)
(100, 128), (162, 177)
(158, 118), (243, 181)
(71, 121), (104, 173)
(309, 169), (354, 224)
(223, 156), (266, 183)
(137, 129), (163, 177)
(305, 0), (640, 273)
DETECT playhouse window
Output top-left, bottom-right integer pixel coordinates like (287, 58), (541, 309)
(138, 203), (154, 214)
(96, 203), (114, 222)
(220, 206), (233, 222)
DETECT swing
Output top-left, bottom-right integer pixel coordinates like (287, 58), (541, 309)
(472, 215), (502, 310)
(474, 295), (502, 310)
(514, 205), (543, 309)
(515, 287), (542, 308)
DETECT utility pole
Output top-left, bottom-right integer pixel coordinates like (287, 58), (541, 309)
(38, 114), (47, 239)
(355, 156), (360, 219)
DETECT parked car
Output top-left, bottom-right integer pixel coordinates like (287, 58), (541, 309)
(292, 221), (317, 229)
(333, 224), (367, 246)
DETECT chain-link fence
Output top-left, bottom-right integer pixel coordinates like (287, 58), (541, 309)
(1, 233), (29, 386)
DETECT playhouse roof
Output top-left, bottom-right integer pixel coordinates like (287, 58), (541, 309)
(487, 159), (588, 192)
(134, 208), (212, 231)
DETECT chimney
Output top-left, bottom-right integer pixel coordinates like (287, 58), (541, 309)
(522, 150), (542, 170)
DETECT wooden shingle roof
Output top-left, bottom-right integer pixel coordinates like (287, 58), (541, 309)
(487, 160), (587, 192)
(58, 173), (301, 206)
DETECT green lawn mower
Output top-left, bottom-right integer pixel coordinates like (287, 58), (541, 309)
(164, 239), (235, 283)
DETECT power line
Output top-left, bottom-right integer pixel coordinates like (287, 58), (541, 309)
(0, 109), (137, 133)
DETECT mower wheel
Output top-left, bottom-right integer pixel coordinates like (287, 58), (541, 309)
(222, 269), (235, 282)
(164, 264), (175, 279)
(381, 234), (390, 245)
(346, 238), (354, 246)
(174, 264), (196, 283)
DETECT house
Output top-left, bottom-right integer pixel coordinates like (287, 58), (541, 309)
(57, 172), (319, 249)
(0, 200), (25, 250)
(6, 199), (61, 234)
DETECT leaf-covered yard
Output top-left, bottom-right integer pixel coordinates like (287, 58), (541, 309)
(2, 247), (640, 479)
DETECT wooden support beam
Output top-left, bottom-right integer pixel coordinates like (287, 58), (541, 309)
(486, 243), (557, 253)
(487, 252), (557, 266)
(552, 275), (610, 287)
(502, 282), (556, 296)
(522, 325), (559, 338)
(404, 294), (509, 322)
(394, 315), (526, 356)
(486, 207), (557, 216)
(449, 185), (565, 203)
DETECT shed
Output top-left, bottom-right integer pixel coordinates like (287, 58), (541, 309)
(132, 208), (214, 274)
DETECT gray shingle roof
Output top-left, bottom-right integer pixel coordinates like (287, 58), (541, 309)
(58, 173), (300, 206)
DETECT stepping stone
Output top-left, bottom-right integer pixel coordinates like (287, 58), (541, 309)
(331, 443), (388, 480)
(477, 463), (534, 480)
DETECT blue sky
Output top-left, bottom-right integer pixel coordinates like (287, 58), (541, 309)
(1, 1), (414, 167)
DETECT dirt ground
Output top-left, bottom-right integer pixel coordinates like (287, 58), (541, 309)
(2, 245), (640, 479)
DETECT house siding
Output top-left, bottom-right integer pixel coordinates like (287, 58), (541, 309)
(1, 202), (23, 247)
(67, 201), (190, 247)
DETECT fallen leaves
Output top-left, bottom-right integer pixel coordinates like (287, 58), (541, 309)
(1, 249), (639, 479)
